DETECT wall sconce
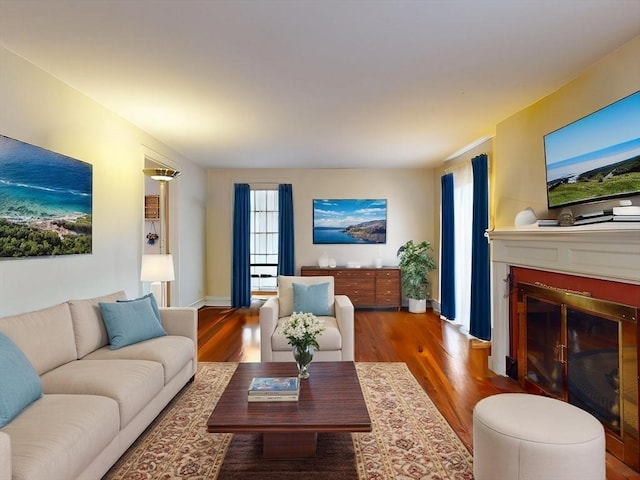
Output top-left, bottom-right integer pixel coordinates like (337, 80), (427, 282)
(142, 168), (181, 182)
(140, 254), (175, 307)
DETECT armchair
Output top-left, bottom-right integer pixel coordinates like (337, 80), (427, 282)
(260, 275), (354, 362)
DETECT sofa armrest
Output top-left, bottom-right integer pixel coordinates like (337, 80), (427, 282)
(0, 431), (10, 480)
(259, 297), (280, 362)
(159, 307), (198, 370)
(159, 307), (197, 339)
(334, 295), (355, 361)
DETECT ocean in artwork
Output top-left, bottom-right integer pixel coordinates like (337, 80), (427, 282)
(314, 227), (380, 244)
(0, 136), (92, 221)
(0, 135), (92, 257)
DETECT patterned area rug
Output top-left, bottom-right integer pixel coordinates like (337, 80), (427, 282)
(104, 362), (474, 479)
(218, 432), (358, 479)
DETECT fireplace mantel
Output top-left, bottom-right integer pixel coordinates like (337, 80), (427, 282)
(487, 223), (640, 376)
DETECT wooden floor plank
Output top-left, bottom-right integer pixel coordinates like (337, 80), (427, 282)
(197, 306), (640, 479)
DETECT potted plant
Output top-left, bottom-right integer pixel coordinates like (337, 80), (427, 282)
(397, 240), (436, 313)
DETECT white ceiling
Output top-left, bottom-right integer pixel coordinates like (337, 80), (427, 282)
(1, 1), (639, 169)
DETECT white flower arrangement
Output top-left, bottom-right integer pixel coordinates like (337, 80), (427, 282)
(280, 311), (325, 350)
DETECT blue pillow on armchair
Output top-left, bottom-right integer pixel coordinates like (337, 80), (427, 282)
(292, 282), (331, 316)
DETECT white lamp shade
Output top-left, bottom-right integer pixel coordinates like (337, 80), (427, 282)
(141, 254), (175, 282)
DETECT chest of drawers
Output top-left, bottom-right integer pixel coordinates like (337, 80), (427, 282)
(301, 266), (401, 310)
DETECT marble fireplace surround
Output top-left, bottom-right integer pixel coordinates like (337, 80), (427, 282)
(488, 223), (640, 377)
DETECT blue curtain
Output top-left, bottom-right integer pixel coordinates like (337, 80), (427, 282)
(469, 154), (491, 340)
(278, 184), (295, 276)
(440, 173), (456, 320)
(231, 183), (251, 308)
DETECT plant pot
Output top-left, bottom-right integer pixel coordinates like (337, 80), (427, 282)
(408, 298), (427, 313)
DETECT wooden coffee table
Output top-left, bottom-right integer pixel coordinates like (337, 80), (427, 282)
(206, 361), (371, 458)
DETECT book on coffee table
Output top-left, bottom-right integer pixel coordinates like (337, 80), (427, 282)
(249, 377), (300, 397)
(248, 393), (299, 402)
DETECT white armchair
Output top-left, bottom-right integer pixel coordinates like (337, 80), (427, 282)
(260, 275), (354, 362)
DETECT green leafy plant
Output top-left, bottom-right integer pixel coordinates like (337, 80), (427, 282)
(396, 240), (436, 300)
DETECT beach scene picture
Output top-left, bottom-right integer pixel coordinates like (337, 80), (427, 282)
(313, 199), (386, 244)
(0, 135), (92, 258)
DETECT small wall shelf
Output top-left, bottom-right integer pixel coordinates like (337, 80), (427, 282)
(145, 195), (160, 220)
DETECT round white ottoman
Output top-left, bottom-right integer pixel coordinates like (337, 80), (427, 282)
(473, 393), (605, 480)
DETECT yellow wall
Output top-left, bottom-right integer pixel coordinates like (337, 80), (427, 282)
(3, 34), (637, 313)
(206, 168), (434, 304)
(493, 36), (640, 228)
(0, 47), (207, 315)
(206, 37), (640, 305)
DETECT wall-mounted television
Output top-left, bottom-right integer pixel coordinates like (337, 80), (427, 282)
(543, 91), (640, 209)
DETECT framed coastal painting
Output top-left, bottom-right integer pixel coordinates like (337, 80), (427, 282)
(0, 135), (92, 258)
(313, 198), (387, 244)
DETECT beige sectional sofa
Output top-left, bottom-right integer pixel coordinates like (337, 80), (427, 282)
(0, 291), (198, 480)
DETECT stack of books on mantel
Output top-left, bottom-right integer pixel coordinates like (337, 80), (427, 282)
(573, 205), (640, 225)
(247, 377), (300, 402)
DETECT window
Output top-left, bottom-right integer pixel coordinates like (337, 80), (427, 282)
(250, 189), (279, 292)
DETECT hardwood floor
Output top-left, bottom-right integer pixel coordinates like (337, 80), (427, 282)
(197, 306), (639, 480)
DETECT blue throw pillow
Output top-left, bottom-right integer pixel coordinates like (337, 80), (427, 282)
(99, 296), (167, 349)
(292, 282), (331, 316)
(117, 293), (161, 322)
(0, 332), (43, 428)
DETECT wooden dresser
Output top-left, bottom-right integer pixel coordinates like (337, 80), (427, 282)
(301, 266), (401, 310)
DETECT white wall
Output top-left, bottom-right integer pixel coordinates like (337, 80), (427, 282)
(206, 168), (434, 304)
(0, 47), (206, 315)
(173, 157), (207, 307)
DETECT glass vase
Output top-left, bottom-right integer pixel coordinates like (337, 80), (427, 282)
(293, 344), (314, 379)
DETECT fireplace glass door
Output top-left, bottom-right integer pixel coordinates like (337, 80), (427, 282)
(523, 296), (564, 398)
(518, 282), (638, 469)
(566, 307), (621, 434)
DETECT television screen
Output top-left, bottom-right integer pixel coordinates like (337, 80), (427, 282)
(543, 91), (640, 209)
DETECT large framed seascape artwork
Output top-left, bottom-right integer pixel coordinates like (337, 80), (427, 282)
(313, 199), (387, 244)
(0, 135), (92, 258)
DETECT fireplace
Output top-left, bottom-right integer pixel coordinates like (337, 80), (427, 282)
(488, 223), (640, 471)
(515, 280), (638, 468)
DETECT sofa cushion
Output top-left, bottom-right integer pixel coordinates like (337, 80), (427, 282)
(2, 394), (119, 480)
(99, 297), (167, 349)
(293, 282), (331, 316)
(0, 302), (77, 375)
(40, 359), (164, 428)
(0, 333), (43, 428)
(83, 335), (195, 384)
(278, 276), (335, 318)
(68, 291), (127, 358)
(272, 316), (342, 351)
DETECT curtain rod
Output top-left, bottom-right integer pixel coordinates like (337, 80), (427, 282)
(444, 152), (488, 174)
(248, 182), (280, 189)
